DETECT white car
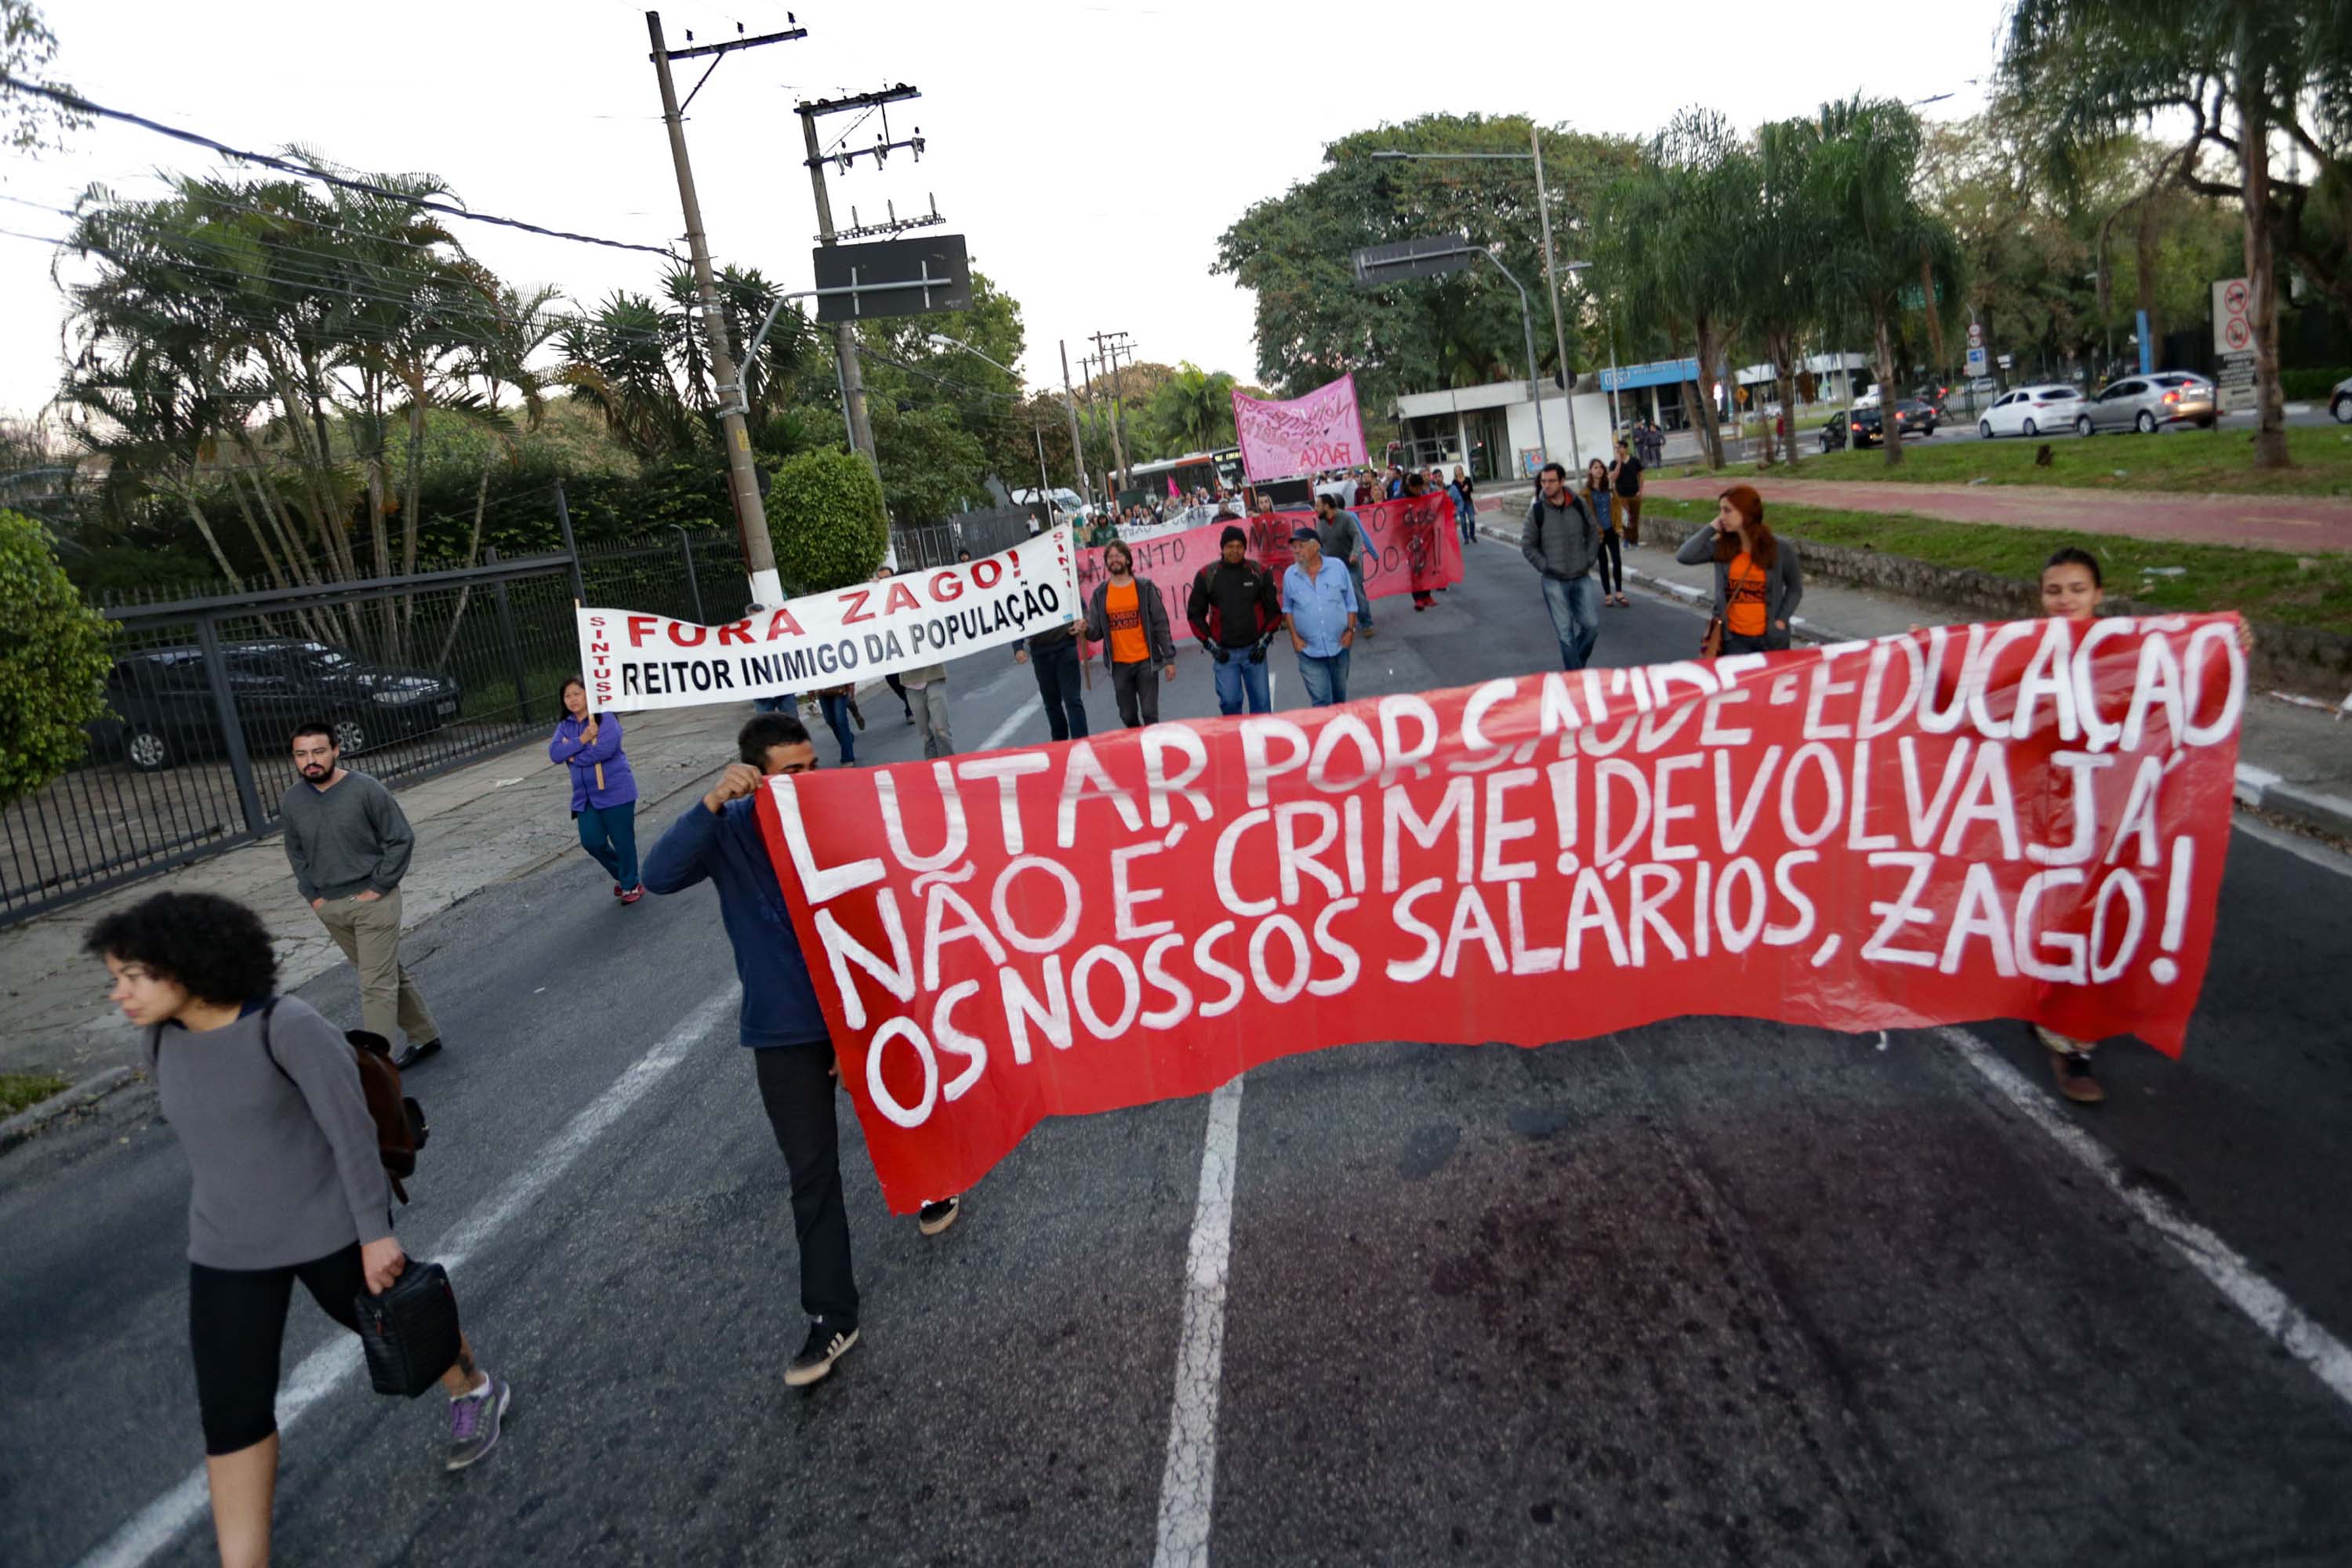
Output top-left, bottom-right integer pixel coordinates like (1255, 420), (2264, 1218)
(1979, 383), (2085, 438)
(2333, 374), (2352, 424)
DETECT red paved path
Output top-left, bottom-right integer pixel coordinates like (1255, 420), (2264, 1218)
(1643, 476), (2352, 554)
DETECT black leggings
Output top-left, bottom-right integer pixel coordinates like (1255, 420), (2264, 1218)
(189, 1243), (369, 1455)
(1597, 530), (1624, 595)
(884, 672), (911, 715)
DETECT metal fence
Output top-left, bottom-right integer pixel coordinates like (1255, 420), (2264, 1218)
(891, 506), (1036, 571)
(0, 538), (720, 927)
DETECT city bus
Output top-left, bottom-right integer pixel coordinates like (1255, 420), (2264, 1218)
(1122, 447), (1245, 504)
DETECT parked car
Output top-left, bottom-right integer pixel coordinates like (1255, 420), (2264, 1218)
(2074, 372), (2219, 435)
(91, 639), (463, 772)
(1820, 412), (1850, 452)
(2330, 373), (2352, 424)
(1978, 383), (2085, 438)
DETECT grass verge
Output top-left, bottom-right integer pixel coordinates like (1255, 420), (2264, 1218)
(0, 1072), (71, 1118)
(1657, 423), (2352, 497)
(1642, 498), (2352, 632)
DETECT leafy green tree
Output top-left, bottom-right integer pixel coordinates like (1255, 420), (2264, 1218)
(0, 508), (111, 805)
(1145, 363), (1239, 455)
(2000, 0), (2351, 470)
(2, 1), (87, 153)
(764, 448), (888, 593)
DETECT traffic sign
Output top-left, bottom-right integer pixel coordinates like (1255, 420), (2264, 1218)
(1352, 234), (1476, 286)
(2211, 276), (2251, 358)
(1967, 321), (1984, 348)
(811, 235), (971, 322)
(1965, 346), (1987, 375)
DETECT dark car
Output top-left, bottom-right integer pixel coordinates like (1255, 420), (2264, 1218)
(1820, 411), (1852, 452)
(1892, 397), (1940, 437)
(92, 639), (463, 772)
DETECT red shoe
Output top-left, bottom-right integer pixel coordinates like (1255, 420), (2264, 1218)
(612, 884), (624, 898)
(619, 885), (644, 906)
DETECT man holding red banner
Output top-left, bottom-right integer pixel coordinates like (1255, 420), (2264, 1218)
(1281, 524), (1358, 705)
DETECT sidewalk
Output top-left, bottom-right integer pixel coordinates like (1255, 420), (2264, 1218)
(1473, 513), (2352, 844)
(0, 702), (753, 1091)
(1645, 475), (2352, 554)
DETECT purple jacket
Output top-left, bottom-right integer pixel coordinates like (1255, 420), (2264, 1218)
(548, 713), (637, 811)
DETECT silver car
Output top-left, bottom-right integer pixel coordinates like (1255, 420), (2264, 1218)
(2075, 372), (2218, 435)
(2333, 374), (2352, 424)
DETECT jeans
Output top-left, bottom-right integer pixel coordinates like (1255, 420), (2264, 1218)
(1211, 648), (1272, 714)
(575, 800), (640, 890)
(1296, 648), (1351, 706)
(752, 1044), (858, 1326)
(1029, 637), (1090, 741)
(752, 692), (798, 715)
(312, 889), (437, 1047)
(1540, 572), (1602, 670)
(909, 682), (954, 758)
(1597, 530), (1624, 595)
(1110, 659), (1161, 727)
(1720, 629), (1772, 656)
(1345, 556), (1374, 628)
(818, 693), (856, 765)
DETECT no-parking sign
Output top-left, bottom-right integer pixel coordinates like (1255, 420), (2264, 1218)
(2212, 277), (2251, 355)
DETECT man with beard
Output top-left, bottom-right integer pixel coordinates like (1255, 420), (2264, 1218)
(281, 720), (443, 1069)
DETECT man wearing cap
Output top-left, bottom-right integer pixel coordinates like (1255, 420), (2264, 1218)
(1185, 524), (1285, 715)
(1281, 526), (1357, 707)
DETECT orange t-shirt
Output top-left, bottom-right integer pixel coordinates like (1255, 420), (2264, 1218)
(1726, 553), (1769, 637)
(1106, 579), (1149, 665)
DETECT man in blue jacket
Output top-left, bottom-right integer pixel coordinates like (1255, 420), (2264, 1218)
(641, 713), (960, 1389)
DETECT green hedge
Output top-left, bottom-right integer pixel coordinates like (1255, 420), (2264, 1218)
(2282, 366), (2351, 401)
(0, 509), (114, 805)
(765, 449), (889, 593)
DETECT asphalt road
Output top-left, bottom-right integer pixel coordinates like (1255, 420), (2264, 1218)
(5, 545), (2350, 1568)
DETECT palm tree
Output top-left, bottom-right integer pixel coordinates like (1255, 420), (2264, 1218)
(1152, 363), (1238, 454)
(1803, 97), (1965, 467)
(1748, 119), (1836, 468)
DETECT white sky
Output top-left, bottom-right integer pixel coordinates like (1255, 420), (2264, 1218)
(0, 0), (2010, 424)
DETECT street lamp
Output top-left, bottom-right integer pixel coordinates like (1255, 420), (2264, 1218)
(928, 333), (1065, 517)
(1370, 128), (1583, 466)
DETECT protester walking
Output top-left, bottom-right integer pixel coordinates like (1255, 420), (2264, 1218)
(1083, 539), (1178, 728)
(815, 682), (860, 767)
(1311, 492), (1376, 637)
(1186, 524), (1285, 715)
(1396, 472), (1438, 610)
(1450, 465), (1475, 546)
(876, 568), (954, 757)
(641, 713), (961, 1389)
(1521, 463), (1603, 671)
(281, 722), (442, 1070)
(549, 677), (641, 902)
(87, 891), (510, 1565)
(1283, 525), (1357, 706)
(1613, 435), (1646, 546)
(1679, 483), (1802, 655)
(1585, 459), (1628, 608)
(1014, 620), (1091, 742)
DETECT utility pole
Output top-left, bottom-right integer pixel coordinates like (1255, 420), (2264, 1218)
(1059, 339), (1092, 510)
(800, 109), (877, 464)
(1090, 329), (1134, 495)
(646, 9), (803, 610)
(1530, 123), (1581, 469)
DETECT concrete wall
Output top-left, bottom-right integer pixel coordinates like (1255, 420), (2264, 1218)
(1501, 391), (1615, 477)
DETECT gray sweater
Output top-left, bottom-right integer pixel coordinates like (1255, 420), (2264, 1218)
(281, 770), (414, 902)
(1677, 528), (1806, 648)
(1522, 493), (1600, 580)
(147, 996), (393, 1268)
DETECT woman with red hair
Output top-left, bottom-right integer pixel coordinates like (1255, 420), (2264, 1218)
(1678, 484), (1804, 653)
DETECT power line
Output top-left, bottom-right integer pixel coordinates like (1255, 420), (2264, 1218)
(0, 72), (681, 260)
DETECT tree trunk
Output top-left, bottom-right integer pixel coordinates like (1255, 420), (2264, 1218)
(432, 463), (495, 670)
(175, 485), (241, 587)
(1690, 320), (1725, 469)
(2237, 65), (2290, 469)
(2135, 198), (2163, 350)
(1774, 336), (1801, 469)
(1875, 306), (1904, 468)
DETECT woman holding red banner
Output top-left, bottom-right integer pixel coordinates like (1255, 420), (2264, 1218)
(1679, 484), (1803, 655)
(1083, 540), (1178, 728)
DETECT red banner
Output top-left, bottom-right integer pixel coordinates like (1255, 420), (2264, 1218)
(1077, 496), (1463, 619)
(759, 615), (2245, 1211)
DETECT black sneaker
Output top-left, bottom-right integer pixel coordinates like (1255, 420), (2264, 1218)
(393, 1039), (443, 1071)
(785, 1319), (859, 1388)
(917, 1197), (960, 1237)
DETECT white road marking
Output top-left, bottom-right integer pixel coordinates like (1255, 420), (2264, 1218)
(1938, 1025), (2352, 1415)
(1152, 1074), (1245, 1568)
(77, 990), (741, 1568)
(977, 695), (1044, 753)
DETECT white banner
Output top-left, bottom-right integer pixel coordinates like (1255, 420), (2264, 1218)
(577, 527), (1079, 713)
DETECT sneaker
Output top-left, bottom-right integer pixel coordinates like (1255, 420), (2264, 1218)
(612, 883), (625, 898)
(2048, 1048), (2104, 1105)
(785, 1319), (859, 1388)
(619, 885), (644, 906)
(445, 1374), (510, 1472)
(917, 1196), (960, 1237)
(392, 1038), (443, 1071)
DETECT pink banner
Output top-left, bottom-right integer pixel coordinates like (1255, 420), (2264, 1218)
(1076, 499), (1463, 644)
(1232, 373), (1368, 482)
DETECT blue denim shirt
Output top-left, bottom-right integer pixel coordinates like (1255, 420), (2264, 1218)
(1282, 560), (1358, 659)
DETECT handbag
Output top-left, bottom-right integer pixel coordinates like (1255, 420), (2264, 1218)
(1700, 614), (1725, 659)
(357, 1259), (463, 1398)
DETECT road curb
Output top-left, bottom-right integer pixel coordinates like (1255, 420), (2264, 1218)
(0, 1065), (140, 1155)
(1474, 520), (2352, 849)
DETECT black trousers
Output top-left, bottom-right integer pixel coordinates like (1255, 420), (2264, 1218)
(189, 1242), (372, 1454)
(1597, 530), (1624, 594)
(752, 1043), (858, 1326)
(1030, 636), (1090, 742)
(1111, 659), (1160, 728)
(883, 671), (911, 715)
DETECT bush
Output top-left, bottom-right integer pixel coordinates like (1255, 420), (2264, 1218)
(0, 508), (114, 805)
(2281, 366), (2351, 402)
(764, 448), (889, 593)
